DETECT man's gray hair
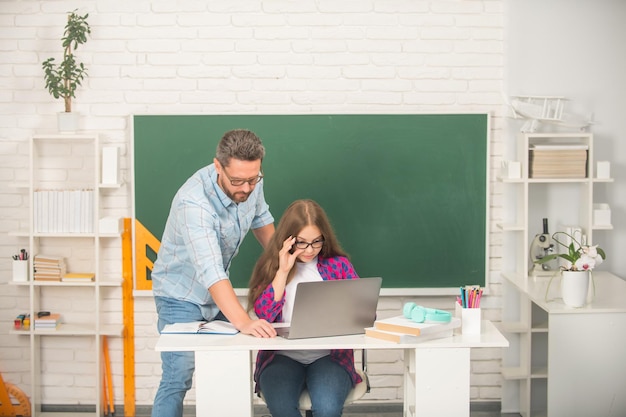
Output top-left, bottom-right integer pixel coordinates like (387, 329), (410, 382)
(215, 129), (265, 167)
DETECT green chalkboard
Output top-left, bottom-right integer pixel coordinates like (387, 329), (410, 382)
(133, 114), (488, 290)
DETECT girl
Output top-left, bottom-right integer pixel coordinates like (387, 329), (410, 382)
(248, 199), (362, 417)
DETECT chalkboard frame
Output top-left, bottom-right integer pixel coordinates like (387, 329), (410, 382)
(132, 114), (490, 295)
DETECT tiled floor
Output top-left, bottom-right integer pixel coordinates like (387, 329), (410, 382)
(133, 404), (522, 416)
(257, 407), (520, 417)
(254, 407), (520, 417)
(254, 410), (521, 417)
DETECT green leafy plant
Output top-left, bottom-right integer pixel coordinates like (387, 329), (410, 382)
(42, 10), (91, 113)
(534, 231), (606, 271)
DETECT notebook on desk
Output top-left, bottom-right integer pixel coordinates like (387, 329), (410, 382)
(275, 277), (382, 339)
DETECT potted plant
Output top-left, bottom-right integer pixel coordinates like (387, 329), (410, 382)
(534, 231), (606, 307)
(42, 10), (91, 132)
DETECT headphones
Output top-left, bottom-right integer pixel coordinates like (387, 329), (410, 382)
(403, 302), (452, 324)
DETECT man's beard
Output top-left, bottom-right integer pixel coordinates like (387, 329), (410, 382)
(219, 176), (251, 203)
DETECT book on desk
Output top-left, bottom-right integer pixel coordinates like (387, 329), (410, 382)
(161, 320), (239, 335)
(366, 316), (461, 343)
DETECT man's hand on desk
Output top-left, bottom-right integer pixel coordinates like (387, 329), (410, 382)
(240, 319), (277, 338)
(208, 280), (276, 337)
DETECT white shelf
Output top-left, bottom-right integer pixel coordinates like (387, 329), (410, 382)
(526, 178), (589, 183)
(499, 132), (624, 416)
(33, 232), (97, 238)
(503, 271), (626, 314)
(9, 279), (121, 287)
(497, 222), (524, 232)
(11, 323), (123, 337)
(9, 132), (123, 417)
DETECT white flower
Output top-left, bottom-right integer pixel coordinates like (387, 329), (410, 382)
(574, 253), (597, 271)
(582, 245), (603, 265)
(533, 232), (607, 272)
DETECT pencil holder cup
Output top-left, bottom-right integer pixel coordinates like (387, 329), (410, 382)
(13, 260), (29, 282)
(455, 303), (481, 335)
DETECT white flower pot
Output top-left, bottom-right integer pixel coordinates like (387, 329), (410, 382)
(561, 270), (590, 307)
(57, 111), (79, 132)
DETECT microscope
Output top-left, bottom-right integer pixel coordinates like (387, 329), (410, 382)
(529, 218), (557, 276)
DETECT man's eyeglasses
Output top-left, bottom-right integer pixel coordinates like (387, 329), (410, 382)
(222, 167), (264, 186)
(294, 239), (325, 250)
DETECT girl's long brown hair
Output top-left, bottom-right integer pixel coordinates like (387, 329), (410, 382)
(247, 199), (348, 311)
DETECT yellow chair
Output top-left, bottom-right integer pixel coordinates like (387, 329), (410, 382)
(260, 350), (370, 417)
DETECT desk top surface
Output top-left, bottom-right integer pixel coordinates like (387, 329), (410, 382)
(503, 271), (626, 314)
(155, 320), (508, 352)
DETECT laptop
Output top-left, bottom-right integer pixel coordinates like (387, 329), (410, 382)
(275, 277), (382, 339)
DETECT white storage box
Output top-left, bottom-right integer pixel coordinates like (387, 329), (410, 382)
(593, 204), (611, 226)
(500, 160), (521, 179)
(99, 217), (123, 234)
(596, 161), (610, 179)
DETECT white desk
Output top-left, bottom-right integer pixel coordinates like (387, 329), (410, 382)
(156, 320), (508, 417)
(501, 272), (626, 416)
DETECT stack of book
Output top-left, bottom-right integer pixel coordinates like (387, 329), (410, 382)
(33, 188), (94, 234)
(34, 313), (61, 331)
(62, 272), (95, 283)
(365, 315), (461, 343)
(33, 254), (66, 281)
(529, 144), (588, 179)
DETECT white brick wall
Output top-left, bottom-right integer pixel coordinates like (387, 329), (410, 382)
(0, 0), (506, 408)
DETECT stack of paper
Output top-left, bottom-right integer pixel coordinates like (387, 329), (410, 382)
(33, 255), (66, 281)
(365, 315), (461, 343)
(529, 144), (588, 179)
(34, 313), (61, 331)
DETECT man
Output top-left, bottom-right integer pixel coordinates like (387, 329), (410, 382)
(151, 129), (277, 417)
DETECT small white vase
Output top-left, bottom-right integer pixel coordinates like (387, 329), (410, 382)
(561, 270), (590, 307)
(57, 111), (79, 132)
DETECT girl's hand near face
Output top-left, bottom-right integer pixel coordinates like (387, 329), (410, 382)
(272, 236), (302, 301)
(278, 236), (302, 273)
